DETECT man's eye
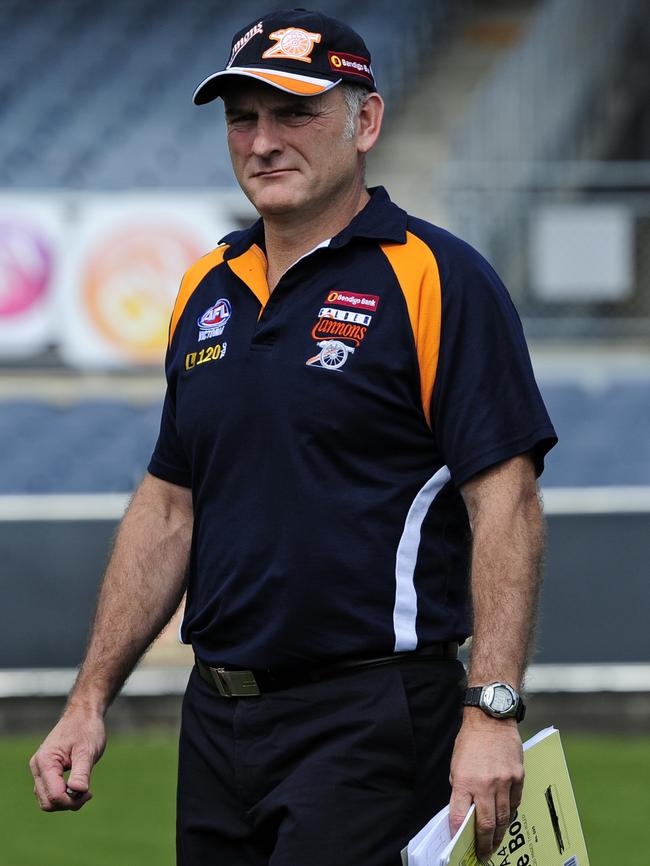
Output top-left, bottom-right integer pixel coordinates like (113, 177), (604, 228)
(227, 114), (255, 126)
(280, 110), (313, 122)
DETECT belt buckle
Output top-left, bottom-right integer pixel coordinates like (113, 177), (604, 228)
(210, 667), (261, 697)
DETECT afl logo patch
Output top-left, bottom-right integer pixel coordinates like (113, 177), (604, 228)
(197, 298), (232, 341)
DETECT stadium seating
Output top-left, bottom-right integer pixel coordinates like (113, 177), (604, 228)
(0, 0), (455, 190)
(1, 381), (648, 492)
(539, 381), (650, 487)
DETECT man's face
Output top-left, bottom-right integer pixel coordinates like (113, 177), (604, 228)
(223, 82), (362, 219)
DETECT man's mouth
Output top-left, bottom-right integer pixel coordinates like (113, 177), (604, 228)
(252, 168), (295, 178)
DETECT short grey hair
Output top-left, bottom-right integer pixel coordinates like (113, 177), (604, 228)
(341, 84), (369, 140)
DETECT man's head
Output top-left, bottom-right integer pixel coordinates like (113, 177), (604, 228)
(193, 9), (384, 220)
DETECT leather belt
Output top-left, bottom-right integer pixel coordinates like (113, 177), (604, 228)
(195, 642), (459, 697)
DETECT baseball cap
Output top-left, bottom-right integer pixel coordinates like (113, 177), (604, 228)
(192, 7), (376, 104)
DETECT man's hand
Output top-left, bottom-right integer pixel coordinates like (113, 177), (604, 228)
(449, 713), (524, 862)
(29, 473), (192, 814)
(30, 709), (106, 812)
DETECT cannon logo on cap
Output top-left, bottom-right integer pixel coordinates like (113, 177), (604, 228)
(262, 28), (322, 63)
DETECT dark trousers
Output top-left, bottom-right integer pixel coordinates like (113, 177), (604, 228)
(177, 656), (466, 866)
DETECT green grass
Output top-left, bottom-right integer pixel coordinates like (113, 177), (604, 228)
(561, 733), (650, 864)
(3, 734), (177, 866)
(3, 732), (648, 865)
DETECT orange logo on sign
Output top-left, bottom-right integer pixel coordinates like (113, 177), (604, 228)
(82, 225), (202, 363)
(262, 28), (322, 63)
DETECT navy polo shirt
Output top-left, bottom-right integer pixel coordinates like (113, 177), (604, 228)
(148, 187), (557, 669)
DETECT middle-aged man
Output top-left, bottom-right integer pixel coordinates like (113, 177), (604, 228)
(31, 9), (558, 866)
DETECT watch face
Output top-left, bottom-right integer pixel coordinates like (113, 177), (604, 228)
(483, 684), (516, 715)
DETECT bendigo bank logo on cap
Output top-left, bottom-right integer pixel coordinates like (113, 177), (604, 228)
(262, 28), (322, 63)
(328, 51), (373, 82)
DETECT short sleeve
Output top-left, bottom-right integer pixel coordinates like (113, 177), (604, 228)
(431, 242), (557, 486)
(148, 388), (192, 488)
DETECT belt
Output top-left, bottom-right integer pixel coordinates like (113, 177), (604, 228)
(195, 642), (459, 697)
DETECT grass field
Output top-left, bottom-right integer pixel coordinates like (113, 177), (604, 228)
(3, 732), (648, 865)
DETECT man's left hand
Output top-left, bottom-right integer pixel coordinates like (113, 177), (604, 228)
(449, 713), (524, 862)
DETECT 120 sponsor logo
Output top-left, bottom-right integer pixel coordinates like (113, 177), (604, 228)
(185, 341), (227, 370)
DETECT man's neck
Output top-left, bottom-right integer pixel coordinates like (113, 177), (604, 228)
(262, 184), (370, 292)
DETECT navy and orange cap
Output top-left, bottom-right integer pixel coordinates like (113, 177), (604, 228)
(192, 8), (377, 104)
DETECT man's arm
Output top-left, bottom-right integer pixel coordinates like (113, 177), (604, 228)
(30, 472), (193, 812)
(450, 453), (544, 860)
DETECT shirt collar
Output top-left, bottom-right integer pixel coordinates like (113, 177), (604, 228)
(219, 186), (407, 259)
(329, 186), (407, 247)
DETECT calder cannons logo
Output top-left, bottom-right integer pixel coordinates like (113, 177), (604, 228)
(197, 298), (232, 341)
(228, 21), (264, 67)
(311, 307), (370, 345)
(262, 28), (322, 63)
(306, 291), (379, 371)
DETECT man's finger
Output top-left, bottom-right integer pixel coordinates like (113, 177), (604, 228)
(30, 749), (91, 812)
(64, 788), (93, 811)
(493, 787), (513, 852)
(32, 775), (53, 812)
(31, 750), (68, 811)
(510, 774), (524, 816)
(449, 787), (473, 837)
(474, 793), (497, 862)
(66, 748), (92, 795)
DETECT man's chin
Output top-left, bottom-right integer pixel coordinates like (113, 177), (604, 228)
(253, 194), (304, 217)
(244, 181), (307, 217)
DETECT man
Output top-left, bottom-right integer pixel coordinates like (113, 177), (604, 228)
(30, 9), (557, 866)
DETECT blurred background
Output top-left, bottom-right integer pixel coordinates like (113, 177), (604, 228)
(1, 0), (648, 863)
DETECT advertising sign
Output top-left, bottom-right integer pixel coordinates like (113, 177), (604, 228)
(59, 196), (232, 367)
(0, 197), (62, 357)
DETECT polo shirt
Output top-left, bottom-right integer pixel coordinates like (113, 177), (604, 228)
(148, 186), (557, 669)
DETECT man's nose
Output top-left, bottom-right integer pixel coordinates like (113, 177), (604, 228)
(250, 114), (283, 158)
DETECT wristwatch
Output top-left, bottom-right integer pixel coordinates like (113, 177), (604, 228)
(463, 682), (526, 722)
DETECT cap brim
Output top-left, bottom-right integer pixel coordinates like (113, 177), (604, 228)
(193, 67), (341, 104)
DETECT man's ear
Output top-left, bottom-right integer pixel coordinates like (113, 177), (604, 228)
(356, 92), (384, 154)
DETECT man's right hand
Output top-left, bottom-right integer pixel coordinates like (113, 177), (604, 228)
(29, 709), (106, 811)
(29, 473), (192, 813)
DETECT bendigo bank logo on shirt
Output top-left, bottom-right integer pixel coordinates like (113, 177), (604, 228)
(325, 290), (379, 312)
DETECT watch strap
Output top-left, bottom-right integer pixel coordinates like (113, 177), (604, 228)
(463, 686), (483, 708)
(514, 699), (526, 722)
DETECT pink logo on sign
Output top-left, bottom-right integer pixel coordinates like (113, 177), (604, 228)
(0, 222), (51, 317)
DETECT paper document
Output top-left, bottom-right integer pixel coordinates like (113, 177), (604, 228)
(402, 726), (590, 866)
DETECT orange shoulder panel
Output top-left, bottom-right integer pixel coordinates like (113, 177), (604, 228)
(226, 243), (270, 315)
(168, 245), (229, 347)
(380, 232), (442, 429)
